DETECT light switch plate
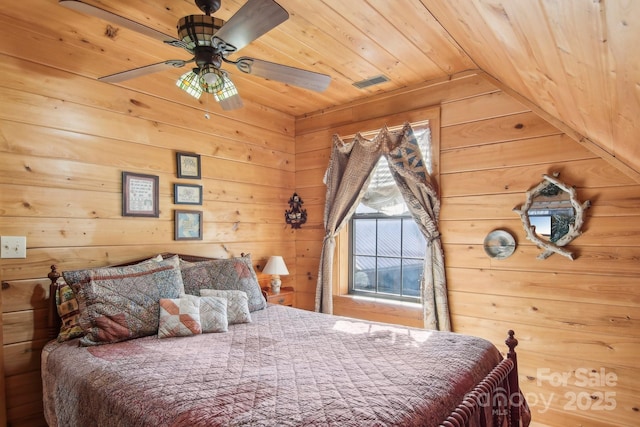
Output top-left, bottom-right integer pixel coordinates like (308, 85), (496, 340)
(1, 236), (27, 258)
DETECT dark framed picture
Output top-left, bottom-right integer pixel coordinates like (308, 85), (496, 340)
(176, 152), (201, 179)
(174, 210), (203, 240)
(174, 183), (203, 205)
(122, 172), (159, 217)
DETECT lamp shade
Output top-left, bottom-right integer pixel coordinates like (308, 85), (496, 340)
(176, 70), (204, 99)
(177, 15), (225, 50)
(262, 256), (289, 276)
(200, 64), (225, 92)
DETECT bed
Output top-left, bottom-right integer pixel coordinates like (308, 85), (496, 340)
(43, 253), (530, 427)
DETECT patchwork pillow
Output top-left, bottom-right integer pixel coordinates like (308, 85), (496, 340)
(180, 254), (266, 312)
(65, 255), (185, 346)
(182, 294), (229, 333)
(200, 289), (252, 325)
(55, 282), (84, 342)
(158, 297), (202, 338)
(56, 254), (164, 342)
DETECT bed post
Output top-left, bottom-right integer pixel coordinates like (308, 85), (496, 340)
(47, 265), (61, 340)
(505, 330), (521, 427)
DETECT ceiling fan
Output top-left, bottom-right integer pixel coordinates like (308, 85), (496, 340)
(59, 0), (331, 110)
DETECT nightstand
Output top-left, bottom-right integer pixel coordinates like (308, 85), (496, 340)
(263, 286), (295, 306)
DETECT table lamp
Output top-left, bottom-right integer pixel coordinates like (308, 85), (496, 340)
(263, 256), (289, 294)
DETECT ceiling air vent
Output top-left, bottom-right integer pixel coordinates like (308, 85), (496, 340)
(352, 75), (390, 89)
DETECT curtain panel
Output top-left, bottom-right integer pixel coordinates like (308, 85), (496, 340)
(315, 123), (451, 331)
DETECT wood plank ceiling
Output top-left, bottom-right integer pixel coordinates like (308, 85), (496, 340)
(2, 0), (638, 175)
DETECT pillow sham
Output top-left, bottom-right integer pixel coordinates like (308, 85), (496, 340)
(180, 254), (266, 312)
(56, 254), (164, 342)
(200, 289), (252, 325)
(66, 255), (184, 346)
(158, 297), (202, 338)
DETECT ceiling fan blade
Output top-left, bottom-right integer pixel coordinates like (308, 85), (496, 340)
(234, 58), (331, 92)
(59, 0), (183, 47)
(215, 0), (288, 53)
(100, 60), (188, 83)
(214, 75), (244, 110)
(218, 92), (244, 110)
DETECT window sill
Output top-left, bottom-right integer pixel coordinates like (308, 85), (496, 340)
(332, 294), (423, 328)
(342, 293), (421, 308)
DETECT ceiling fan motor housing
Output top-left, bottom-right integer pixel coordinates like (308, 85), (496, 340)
(194, 46), (222, 69)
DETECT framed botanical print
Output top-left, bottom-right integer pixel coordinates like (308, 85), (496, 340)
(122, 171), (159, 217)
(174, 183), (203, 205)
(176, 152), (201, 179)
(174, 210), (203, 240)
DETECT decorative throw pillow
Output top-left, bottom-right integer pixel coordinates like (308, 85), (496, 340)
(65, 255), (185, 346)
(158, 297), (202, 338)
(200, 289), (252, 325)
(55, 282), (84, 342)
(180, 254), (266, 312)
(55, 254), (165, 343)
(181, 294), (229, 333)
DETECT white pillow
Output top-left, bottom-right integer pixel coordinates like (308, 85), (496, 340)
(200, 289), (252, 325)
(181, 294), (228, 333)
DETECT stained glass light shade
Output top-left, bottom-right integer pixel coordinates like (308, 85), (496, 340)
(199, 65), (225, 93)
(214, 74), (238, 101)
(177, 15), (225, 50)
(177, 69), (242, 110)
(176, 70), (204, 99)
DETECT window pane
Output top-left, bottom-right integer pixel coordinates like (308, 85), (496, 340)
(353, 256), (375, 292)
(402, 258), (423, 297)
(377, 219), (401, 257)
(402, 219), (426, 258)
(354, 219), (376, 255)
(376, 257), (401, 295)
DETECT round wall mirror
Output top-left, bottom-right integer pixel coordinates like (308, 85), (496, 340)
(513, 173), (591, 260)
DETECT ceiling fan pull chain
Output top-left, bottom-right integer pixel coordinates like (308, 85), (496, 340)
(204, 95), (210, 120)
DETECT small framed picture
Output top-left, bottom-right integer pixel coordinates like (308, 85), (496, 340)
(176, 152), (201, 179)
(122, 172), (159, 217)
(175, 210), (203, 240)
(174, 183), (203, 205)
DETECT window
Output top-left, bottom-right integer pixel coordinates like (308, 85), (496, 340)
(348, 126), (431, 302)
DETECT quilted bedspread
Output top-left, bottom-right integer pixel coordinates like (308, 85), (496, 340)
(42, 304), (504, 427)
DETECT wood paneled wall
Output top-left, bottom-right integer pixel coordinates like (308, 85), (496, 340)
(295, 73), (640, 427)
(0, 52), (297, 426)
(1, 51), (638, 425)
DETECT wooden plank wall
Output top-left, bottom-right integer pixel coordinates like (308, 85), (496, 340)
(0, 53), (297, 426)
(295, 73), (640, 427)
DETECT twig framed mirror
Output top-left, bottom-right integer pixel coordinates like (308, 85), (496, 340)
(513, 172), (591, 260)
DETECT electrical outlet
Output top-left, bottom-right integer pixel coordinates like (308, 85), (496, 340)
(1, 236), (27, 258)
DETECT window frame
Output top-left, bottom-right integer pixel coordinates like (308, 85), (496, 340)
(348, 212), (426, 303)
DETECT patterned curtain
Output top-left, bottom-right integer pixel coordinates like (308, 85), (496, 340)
(315, 123), (451, 331)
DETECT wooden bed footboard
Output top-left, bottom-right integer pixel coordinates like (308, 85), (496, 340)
(441, 330), (523, 427)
